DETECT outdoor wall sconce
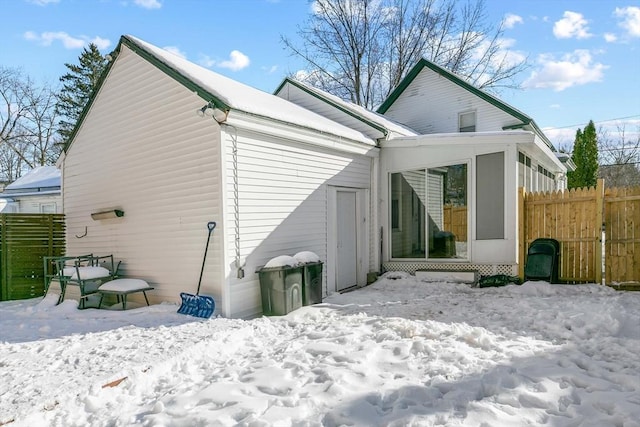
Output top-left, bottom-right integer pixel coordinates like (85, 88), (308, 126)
(197, 101), (228, 123)
(91, 209), (124, 220)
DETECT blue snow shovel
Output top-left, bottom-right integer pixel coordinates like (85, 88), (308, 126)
(178, 221), (216, 318)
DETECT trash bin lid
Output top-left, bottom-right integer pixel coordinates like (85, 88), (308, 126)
(261, 255), (299, 270)
(528, 238), (560, 254)
(293, 251), (321, 264)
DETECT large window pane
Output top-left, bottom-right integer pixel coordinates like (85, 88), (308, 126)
(391, 170), (426, 258)
(390, 164), (468, 260)
(427, 164), (467, 259)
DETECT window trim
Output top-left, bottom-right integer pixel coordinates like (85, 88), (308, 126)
(389, 160), (471, 262)
(458, 110), (476, 133)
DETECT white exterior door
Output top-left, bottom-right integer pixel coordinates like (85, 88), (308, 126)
(337, 190), (358, 290)
(329, 187), (368, 292)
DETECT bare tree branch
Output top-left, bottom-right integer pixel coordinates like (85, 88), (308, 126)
(283, 0), (529, 108)
(0, 66), (61, 181)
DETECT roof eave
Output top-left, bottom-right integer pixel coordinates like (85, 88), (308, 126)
(503, 121), (556, 152)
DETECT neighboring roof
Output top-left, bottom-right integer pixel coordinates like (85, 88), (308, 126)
(274, 78), (419, 139)
(4, 166), (60, 192)
(555, 152), (577, 172)
(377, 58), (556, 151)
(65, 35), (374, 152)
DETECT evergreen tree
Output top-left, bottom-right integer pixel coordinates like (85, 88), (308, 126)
(55, 43), (108, 145)
(568, 120), (599, 189)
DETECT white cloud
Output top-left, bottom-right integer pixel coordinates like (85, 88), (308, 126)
(542, 127), (577, 149)
(524, 50), (607, 91)
(219, 50), (250, 71)
(198, 51), (251, 71)
(198, 55), (216, 68)
(604, 33), (618, 42)
(163, 46), (187, 59)
(503, 13), (523, 29)
(134, 0), (162, 9)
(614, 6), (640, 37)
(23, 31), (111, 50)
(465, 36), (526, 87)
(263, 65), (279, 74)
(25, 0), (59, 5)
(472, 37), (526, 68)
(90, 36), (111, 51)
(553, 11), (592, 39)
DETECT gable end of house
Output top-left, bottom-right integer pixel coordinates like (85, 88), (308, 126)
(377, 58), (556, 151)
(63, 35), (231, 154)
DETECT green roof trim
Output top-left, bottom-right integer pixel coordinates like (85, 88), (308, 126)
(376, 58), (555, 151)
(274, 78), (388, 137)
(63, 35), (230, 153)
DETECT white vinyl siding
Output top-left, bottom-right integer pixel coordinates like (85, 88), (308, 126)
(224, 128), (372, 318)
(9, 195), (61, 213)
(383, 70), (519, 134)
(63, 45), (224, 309)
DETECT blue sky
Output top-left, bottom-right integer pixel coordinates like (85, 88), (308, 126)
(1, 0), (639, 149)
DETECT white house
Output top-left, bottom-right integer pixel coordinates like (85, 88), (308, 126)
(59, 35), (379, 318)
(60, 35), (571, 318)
(0, 166), (62, 214)
(276, 60), (572, 278)
(374, 59), (572, 276)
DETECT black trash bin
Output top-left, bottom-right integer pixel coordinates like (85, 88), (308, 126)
(524, 238), (560, 283)
(301, 261), (323, 305)
(433, 231), (456, 257)
(258, 257), (303, 316)
(293, 251), (323, 306)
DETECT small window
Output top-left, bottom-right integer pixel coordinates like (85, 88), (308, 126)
(459, 111), (476, 132)
(40, 203), (56, 213)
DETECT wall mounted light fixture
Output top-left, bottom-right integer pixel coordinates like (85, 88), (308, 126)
(91, 209), (124, 220)
(197, 102), (228, 123)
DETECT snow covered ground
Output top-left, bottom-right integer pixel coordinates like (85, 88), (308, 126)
(1, 274), (639, 426)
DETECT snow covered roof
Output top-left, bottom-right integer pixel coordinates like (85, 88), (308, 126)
(4, 166), (60, 192)
(274, 78), (419, 139)
(121, 35), (374, 145)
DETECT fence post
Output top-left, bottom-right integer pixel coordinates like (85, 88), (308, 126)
(595, 179), (604, 285)
(518, 187), (526, 280)
(0, 215), (5, 300)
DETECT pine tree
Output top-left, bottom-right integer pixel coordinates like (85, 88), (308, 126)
(55, 43), (108, 145)
(568, 120), (599, 189)
(581, 120), (599, 187)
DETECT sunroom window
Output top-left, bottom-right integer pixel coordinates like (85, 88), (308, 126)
(390, 163), (468, 260)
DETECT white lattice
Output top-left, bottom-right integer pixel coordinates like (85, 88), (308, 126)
(382, 262), (517, 276)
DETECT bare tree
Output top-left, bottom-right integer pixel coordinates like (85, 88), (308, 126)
(0, 66), (61, 182)
(598, 123), (640, 188)
(282, 0), (528, 109)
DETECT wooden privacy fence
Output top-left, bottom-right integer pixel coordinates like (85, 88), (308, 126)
(0, 214), (65, 301)
(443, 204), (468, 241)
(604, 185), (640, 285)
(519, 179), (640, 286)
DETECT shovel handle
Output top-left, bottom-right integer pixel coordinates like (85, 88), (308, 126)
(197, 221), (216, 295)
